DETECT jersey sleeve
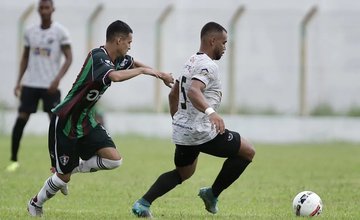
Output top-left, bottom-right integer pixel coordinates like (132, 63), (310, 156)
(24, 27), (31, 47)
(58, 24), (71, 46)
(116, 55), (134, 70)
(92, 50), (115, 86)
(192, 65), (214, 87)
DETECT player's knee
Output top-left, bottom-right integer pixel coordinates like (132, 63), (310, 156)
(240, 142), (255, 162)
(102, 158), (123, 170)
(18, 112), (30, 121)
(247, 144), (255, 161)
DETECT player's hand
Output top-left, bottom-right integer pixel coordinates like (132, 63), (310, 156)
(14, 84), (21, 97)
(48, 79), (60, 94)
(160, 72), (174, 88)
(208, 112), (225, 134)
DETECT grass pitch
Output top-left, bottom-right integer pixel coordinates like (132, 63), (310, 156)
(0, 135), (359, 219)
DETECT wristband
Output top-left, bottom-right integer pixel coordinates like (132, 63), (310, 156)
(205, 107), (215, 116)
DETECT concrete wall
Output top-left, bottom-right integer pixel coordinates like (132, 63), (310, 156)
(1, 111), (360, 143)
(1, 0), (360, 114)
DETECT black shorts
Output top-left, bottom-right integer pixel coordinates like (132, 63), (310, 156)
(174, 129), (241, 167)
(48, 115), (116, 174)
(19, 86), (61, 113)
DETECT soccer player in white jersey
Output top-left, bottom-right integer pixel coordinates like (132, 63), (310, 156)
(132, 22), (256, 218)
(6, 0), (72, 172)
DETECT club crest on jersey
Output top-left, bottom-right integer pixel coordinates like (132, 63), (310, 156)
(227, 133), (233, 141)
(59, 155), (70, 166)
(47, 38), (54, 44)
(200, 68), (209, 76)
(119, 58), (129, 68)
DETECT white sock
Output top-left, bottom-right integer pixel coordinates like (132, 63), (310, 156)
(35, 174), (66, 207)
(72, 156), (122, 173)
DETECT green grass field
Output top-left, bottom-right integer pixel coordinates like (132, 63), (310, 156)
(0, 135), (359, 219)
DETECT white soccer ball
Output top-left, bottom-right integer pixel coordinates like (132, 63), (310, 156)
(292, 191), (323, 217)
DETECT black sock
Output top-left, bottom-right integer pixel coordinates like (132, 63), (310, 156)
(11, 117), (28, 161)
(212, 157), (251, 197)
(143, 169), (182, 204)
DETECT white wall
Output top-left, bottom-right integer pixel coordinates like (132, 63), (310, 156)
(1, 0), (360, 114)
(2, 111), (360, 143)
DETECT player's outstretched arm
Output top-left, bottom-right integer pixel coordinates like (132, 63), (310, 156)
(108, 67), (160, 82)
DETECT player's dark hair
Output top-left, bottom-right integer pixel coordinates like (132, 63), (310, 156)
(39, 0), (53, 6)
(106, 20), (133, 42)
(200, 22), (227, 39)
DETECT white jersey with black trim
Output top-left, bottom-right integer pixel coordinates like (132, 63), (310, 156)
(21, 22), (71, 88)
(172, 53), (222, 145)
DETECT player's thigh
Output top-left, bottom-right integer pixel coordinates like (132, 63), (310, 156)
(19, 86), (41, 113)
(49, 116), (79, 174)
(200, 129), (240, 158)
(78, 124), (119, 160)
(174, 145), (199, 180)
(174, 145), (200, 167)
(42, 89), (61, 112)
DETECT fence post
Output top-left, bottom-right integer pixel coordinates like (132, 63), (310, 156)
(17, 4), (35, 63)
(154, 5), (174, 113)
(299, 6), (317, 116)
(86, 4), (104, 52)
(228, 6), (245, 115)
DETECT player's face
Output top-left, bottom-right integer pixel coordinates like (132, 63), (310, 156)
(38, 1), (54, 21)
(213, 31), (227, 60)
(117, 33), (133, 57)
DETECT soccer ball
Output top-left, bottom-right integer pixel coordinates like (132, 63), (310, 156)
(292, 191), (323, 217)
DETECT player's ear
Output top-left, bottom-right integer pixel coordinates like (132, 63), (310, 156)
(209, 36), (216, 46)
(116, 36), (122, 45)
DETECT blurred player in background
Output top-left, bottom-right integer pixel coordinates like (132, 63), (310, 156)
(27, 20), (174, 217)
(132, 22), (255, 218)
(6, 0), (72, 172)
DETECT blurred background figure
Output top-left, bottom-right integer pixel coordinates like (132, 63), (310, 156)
(6, 0), (72, 172)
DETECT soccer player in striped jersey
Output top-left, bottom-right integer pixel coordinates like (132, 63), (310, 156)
(27, 20), (174, 217)
(132, 22), (255, 218)
(6, 0), (72, 172)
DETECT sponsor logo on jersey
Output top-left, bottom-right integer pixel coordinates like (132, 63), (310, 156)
(101, 58), (114, 67)
(33, 47), (51, 57)
(86, 89), (102, 101)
